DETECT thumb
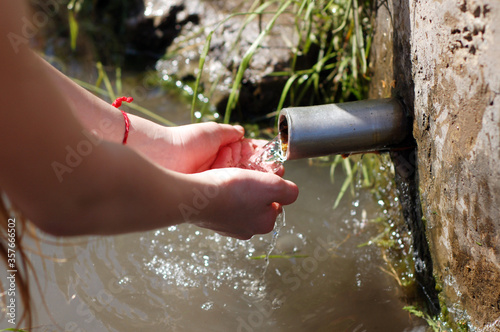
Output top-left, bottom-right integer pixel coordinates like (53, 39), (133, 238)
(269, 177), (299, 206)
(279, 179), (299, 205)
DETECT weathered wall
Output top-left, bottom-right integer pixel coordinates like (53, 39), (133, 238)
(412, 0), (500, 329)
(370, 0), (500, 329)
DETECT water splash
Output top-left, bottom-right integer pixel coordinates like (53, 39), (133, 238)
(261, 209), (285, 279)
(244, 135), (287, 173)
(242, 135), (288, 285)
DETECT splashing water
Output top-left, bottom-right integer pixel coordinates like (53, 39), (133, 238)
(243, 135), (288, 283)
(261, 209), (285, 279)
(244, 135), (287, 173)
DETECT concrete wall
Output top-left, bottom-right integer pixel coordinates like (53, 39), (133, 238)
(370, 0), (500, 329)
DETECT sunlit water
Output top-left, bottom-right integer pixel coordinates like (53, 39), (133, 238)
(243, 136), (287, 174)
(0, 1), (430, 329)
(243, 135), (287, 286)
(6, 158), (427, 331)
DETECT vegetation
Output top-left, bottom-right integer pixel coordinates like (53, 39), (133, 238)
(68, 61), (175, 126)
(187, 0), (383, 223)
(191, 0), (374, 123)
(403, 304), (470, 332)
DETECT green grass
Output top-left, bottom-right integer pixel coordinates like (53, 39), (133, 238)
(191, 0), (373, 124)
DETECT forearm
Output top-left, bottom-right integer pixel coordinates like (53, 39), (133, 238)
(38, 55), (166, 149)
(35, 141), (198, 236)
(0, 23), (187, 236)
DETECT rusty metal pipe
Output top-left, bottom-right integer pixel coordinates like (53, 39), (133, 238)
(278, 98), (411, 160)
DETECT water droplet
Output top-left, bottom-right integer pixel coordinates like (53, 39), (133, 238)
(201, 301), (214, 311)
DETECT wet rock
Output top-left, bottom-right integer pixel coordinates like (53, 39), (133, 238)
(370, 0), (500, 329)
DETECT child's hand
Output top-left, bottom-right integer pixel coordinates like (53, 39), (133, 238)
(209, 138), (285, 176)
(187, 168), (298, 240)
(131, 122), (246, 173)
(131, 122), (284, 175)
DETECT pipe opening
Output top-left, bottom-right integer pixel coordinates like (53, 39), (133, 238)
(278, 113), (290, 158)
(278, 114), (289, 145)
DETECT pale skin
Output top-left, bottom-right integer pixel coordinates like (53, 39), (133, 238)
(0, 1), (298, 240)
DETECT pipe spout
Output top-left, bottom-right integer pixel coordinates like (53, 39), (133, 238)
(278, 98), (412, 160)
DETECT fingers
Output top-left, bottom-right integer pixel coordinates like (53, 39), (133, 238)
(230, 141), (242, 165)
(251, 202), (283, 236)
(193, 168), (297, 240)
(274, 165), (285, 177)
(264, 175), (299, 206)
(277, 179), (299, 205)
(211, 146), (233, 168)
(239, 139), (259, 161)
(215, 123), (245, 146)
(247, 139), (269, 149)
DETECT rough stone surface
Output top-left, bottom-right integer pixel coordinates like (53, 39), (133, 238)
(412, 0), (500, 329)
(370, 0), (500, 329)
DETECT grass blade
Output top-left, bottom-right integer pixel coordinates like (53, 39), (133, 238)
(224, 0), (293, 123)
(70, 78), (175, 126)
(68, 10), (79, 51)
(96, 62), (116, 101)
(333, 160), (358, 209)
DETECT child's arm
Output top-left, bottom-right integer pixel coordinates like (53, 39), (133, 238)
(0, 0), (298, 239)
(36, 54), (254, 173)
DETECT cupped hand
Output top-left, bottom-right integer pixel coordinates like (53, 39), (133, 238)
(187, 168), (298, 240)
(141, 122), (246, 173)
(132, 121), (283, 175)
(210, 139), (285, 176)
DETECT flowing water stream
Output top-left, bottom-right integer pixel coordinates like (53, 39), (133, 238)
(243, 135), (288, 284)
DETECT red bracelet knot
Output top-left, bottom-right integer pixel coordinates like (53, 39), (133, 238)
(111, 96), (133, 145)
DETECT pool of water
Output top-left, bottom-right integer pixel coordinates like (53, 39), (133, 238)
(15, 158), (427, 331)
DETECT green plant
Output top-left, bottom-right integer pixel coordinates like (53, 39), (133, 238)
(192, 0), (373, 124)
(274, 0), (372, 110)
(190, 0), (293, 123)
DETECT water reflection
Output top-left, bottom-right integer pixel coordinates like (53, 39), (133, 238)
(22, 160), (426, 331)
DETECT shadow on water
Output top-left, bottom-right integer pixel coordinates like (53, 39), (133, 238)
(20, 160), (428, 331)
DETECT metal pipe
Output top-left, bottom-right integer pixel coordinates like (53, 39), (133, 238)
(278, 98), (411, 160)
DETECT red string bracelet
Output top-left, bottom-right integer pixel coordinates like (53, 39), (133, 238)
(111, 96), (133, 144)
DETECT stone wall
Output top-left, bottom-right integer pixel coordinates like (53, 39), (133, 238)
(370, 0), (500, 329)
